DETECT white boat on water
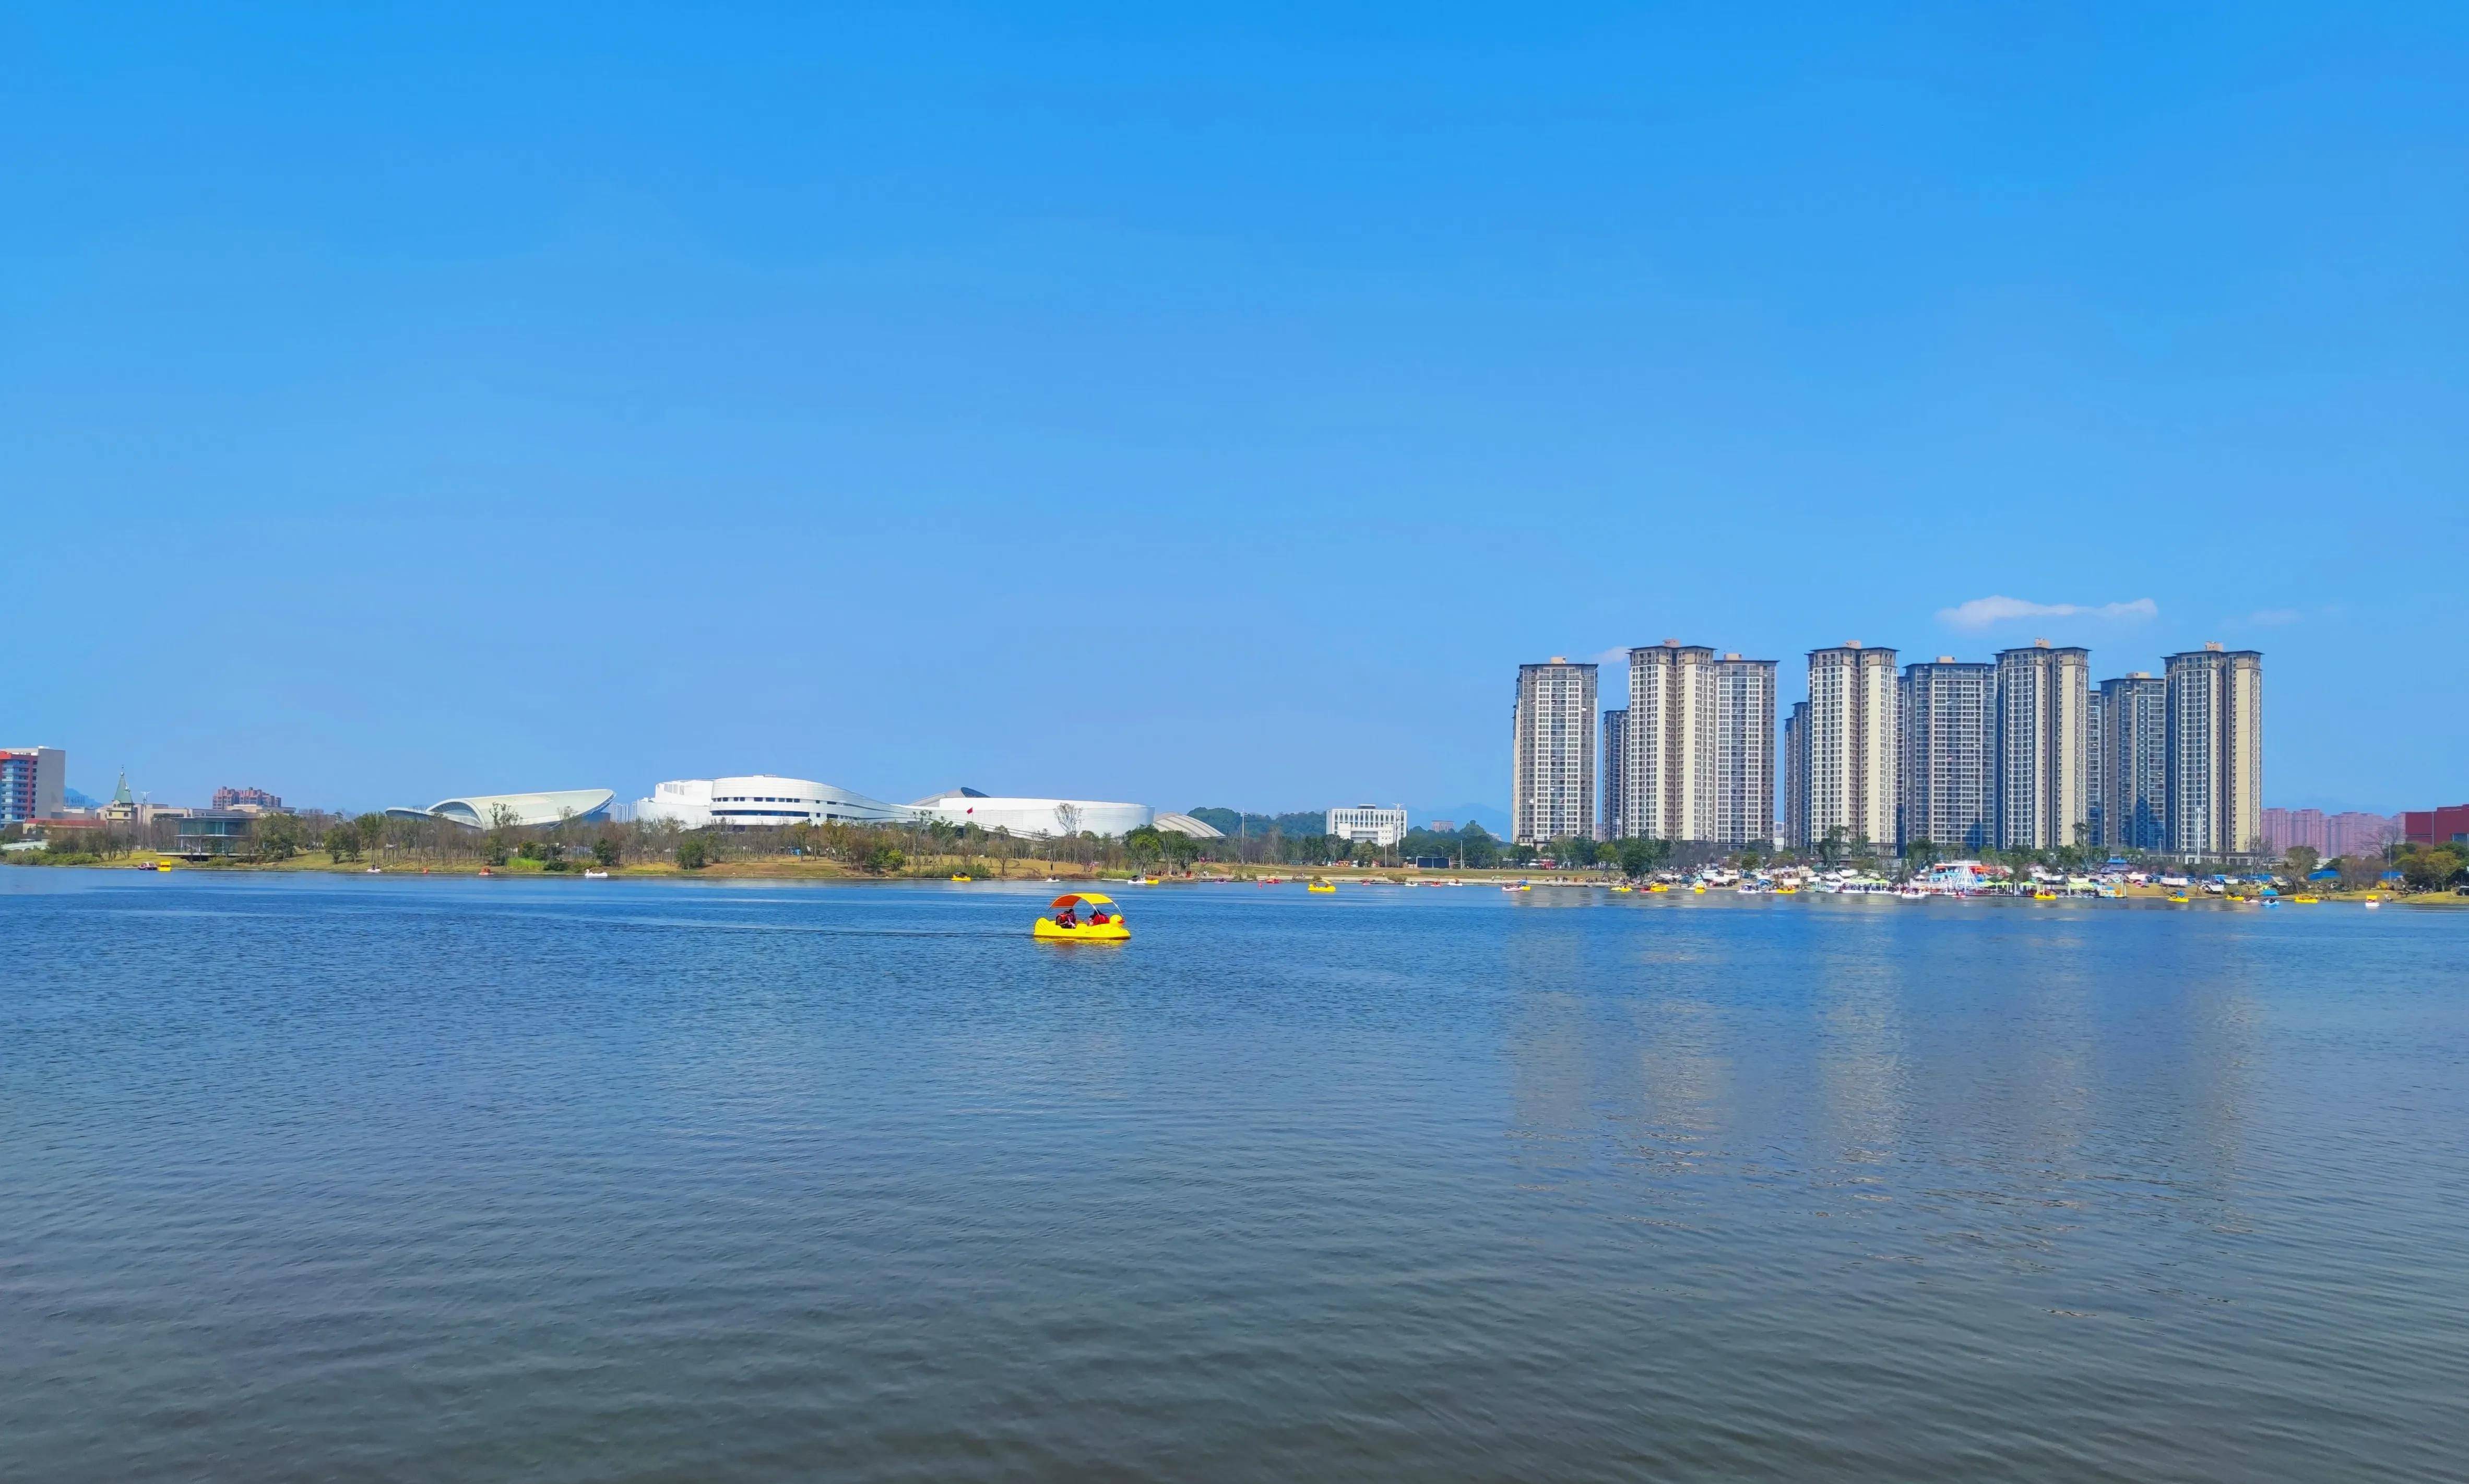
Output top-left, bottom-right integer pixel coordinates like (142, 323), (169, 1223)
(584, 869), (610, 880)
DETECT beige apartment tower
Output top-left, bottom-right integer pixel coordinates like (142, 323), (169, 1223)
(1512, 657), (1598, 846)
(1994, 639), (2091, 850)
(1619, 642), (1776, 847)
(1623, 640), (1716, 842)
(1802, 643), (1897, 849)
(2165, 643), (2263, 858)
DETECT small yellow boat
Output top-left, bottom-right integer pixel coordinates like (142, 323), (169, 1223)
(1131, 876), (1160, 886)
(2293, 895), (2320, 904)
(1774, 885), (1798, 895)
(1033, 893), (1129, 942)
(2033, 891), (2058, 900)
(2167, 893), (2191, 903)
(1691, 884), (1706, 893)
(1307, 878), (1336, 894)
(1611, 884), (1633, 893)
(950, 873), (973, 882)
(1648, 883), (1670, 893)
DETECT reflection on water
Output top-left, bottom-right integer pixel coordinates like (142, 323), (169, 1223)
(1, 873), (2462, 1483)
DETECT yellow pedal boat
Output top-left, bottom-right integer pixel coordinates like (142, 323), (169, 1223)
(1307, 878), (1336, 893)
(1034, 893), (1129, 942)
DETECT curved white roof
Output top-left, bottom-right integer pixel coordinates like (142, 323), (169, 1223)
(911, 794), (1152, 839)
(386, 789), (615, 829)
(635, 777), (913, 829)
(1154, 812), (1225, 839)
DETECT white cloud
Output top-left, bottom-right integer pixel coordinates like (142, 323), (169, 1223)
(1936, 595), (2158, 631)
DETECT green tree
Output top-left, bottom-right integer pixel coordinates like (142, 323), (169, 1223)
(1903, 838), (1941, 873)
(2398, 845), (2466, 892)
(591, 834), (622, 869)
(857, 840), (906, 874)
(1615, 836), (1670, 880)
(323, 824), (361, 863)
(1458, 828), (1501, 870)
(355, 812), (386, 857)
(254, 812), (304, 861)
(675, 834), (715, 870)
(2283, 845), (2320, 880)
(1817, 825), (1849, 868)
(483, 803), (521, 868)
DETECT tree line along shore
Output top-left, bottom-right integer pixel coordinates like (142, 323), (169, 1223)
(9, 807), (2466, 903)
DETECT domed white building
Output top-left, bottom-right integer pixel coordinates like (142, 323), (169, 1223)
(634, 776), (913, 829)
(385, 789), (615, 829)
(632, 778), (1167, 839)
(908, 789), (1153, 838)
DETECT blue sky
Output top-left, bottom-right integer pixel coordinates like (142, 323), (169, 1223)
(5, 3), (2462, 816)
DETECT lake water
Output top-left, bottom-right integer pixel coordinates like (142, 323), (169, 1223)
(3, 871), (2464, 1481)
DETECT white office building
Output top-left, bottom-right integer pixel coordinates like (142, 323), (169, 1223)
(1512, 657), (1598, 845)
(1326, 806), (1408, 848)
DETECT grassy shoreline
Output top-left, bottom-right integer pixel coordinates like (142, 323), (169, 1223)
(16, 853), (2466, 904)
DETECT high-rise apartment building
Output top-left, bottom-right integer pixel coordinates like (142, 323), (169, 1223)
(2165, 644), (2264, 858)
(2095, 674), (2169, 852)
(1897, 658), (1996, 854)
(1617, 641), (1775, 847)
(1803, 643), (1897, 849)
(1783, 702), (1809, 850)
(1993, 640), (2091, 850)
(2325, 812), (2400, 859)
(2260, 807), (2326, 855)
(2086, 690), (2104, 846)
(1710, 654), (1777, 847)
(1624, 640), (1716, 842)
(1512, 657), (1598, 846)
(1599, 708), (1628, 841)
(1, 746), (66, 825)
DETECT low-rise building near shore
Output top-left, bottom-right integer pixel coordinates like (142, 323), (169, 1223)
(386, 789), (616, 829)
(1326, 806), (1408, 848)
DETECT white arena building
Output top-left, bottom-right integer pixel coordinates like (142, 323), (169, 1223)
(635, 776), (916, 830)
(386, 789), (616, 829)
(635, 778), (1186, 840)
(908, 789), (1152, 838)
